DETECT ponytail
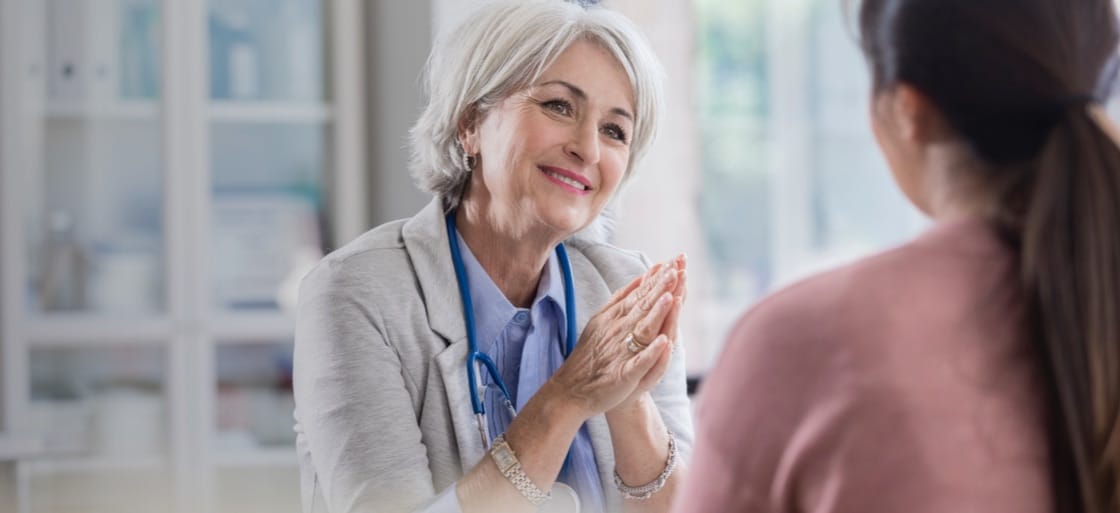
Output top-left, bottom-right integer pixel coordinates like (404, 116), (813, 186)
(1020, 104), (1120, 513)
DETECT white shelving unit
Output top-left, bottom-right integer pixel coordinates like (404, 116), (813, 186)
(0, 434), (44, 461)
(0, 0), (367, 512)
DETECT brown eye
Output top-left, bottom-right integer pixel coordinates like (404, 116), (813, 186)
(602, 123), (628, 143)
(542, 99), (574, 116)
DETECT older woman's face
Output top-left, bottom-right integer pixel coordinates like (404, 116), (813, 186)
(464, 39), (635, 239)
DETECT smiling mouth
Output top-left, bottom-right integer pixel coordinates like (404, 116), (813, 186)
(539, 167), (591, 192)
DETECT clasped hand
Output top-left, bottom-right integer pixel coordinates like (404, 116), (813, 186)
(549, 255), (687, 419)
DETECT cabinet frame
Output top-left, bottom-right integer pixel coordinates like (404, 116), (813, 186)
(0, 1), (367, 511)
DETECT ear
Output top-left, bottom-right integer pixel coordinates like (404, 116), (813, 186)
(457, 106), (481, 155)
(886, 83), (951, 145)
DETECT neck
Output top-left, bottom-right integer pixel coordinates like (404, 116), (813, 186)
(922, 143), (996, 223)
(454, 196), (561, 309)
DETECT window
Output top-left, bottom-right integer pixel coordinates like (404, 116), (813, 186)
(613, 0), (927, 373)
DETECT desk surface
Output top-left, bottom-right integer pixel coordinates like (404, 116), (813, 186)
(0, 433), (44, 460)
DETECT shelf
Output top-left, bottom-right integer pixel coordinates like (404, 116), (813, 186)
(26, 314), (173, 346)
(45, 101), (160, 120)
(0, 433), (44, 461)
(24, 455), (165, 477)
(42, 101), (332, 124)
(212, 448), (297, 468)
(209, 102), (332, 124)
(211, 311), (296, 342)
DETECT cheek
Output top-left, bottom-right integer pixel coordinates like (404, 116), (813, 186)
(599, 151), (629, 196)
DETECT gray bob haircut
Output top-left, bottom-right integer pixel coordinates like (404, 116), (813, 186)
(408, 0), (665, 238)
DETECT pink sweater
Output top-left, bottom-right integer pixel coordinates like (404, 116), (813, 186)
(674, 219), (1052, 513)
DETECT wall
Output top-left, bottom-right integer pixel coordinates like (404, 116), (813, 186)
(366, 0), (434, 226)
(604, 0), (710, 372)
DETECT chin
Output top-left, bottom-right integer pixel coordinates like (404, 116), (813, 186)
(538, 210), (594, 238)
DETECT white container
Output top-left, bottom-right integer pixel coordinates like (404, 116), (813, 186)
(90, 387), (164, 458)
(28, 400), (93, 455)
(88, 247), (159, 314)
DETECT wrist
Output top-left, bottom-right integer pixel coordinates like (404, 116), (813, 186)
(528, 380), (592, 430)
(606, 392), (653, 423)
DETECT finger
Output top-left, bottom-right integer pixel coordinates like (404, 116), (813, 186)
(672, 272), (680, 304)
(628, 267), (675, 315)
(635, 263), (668, 300)
(669, 268), (687, 300)
(614, 264), (662, 315)
(660, 296), (682, 342)
(634, 268), (678, 314)
(623, 334), (670, 376)
(630, 292), (674, 346)
(602, 272), (644, 313)
(636, 339), (674, 392)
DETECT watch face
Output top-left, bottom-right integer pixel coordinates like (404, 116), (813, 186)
(492, 443), (518, 472)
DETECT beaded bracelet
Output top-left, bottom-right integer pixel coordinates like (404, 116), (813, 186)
(613, 430), (679, 501)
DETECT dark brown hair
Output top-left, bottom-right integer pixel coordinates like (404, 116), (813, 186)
(857, 0), (1120, 511)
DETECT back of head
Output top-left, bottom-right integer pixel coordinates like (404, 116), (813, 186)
(409, 0), (664, 222)
(857, 0), (1120, 511)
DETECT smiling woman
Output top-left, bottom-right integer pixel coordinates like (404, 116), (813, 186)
(292, 2), (693, 513)
(455, 40), (636, 289)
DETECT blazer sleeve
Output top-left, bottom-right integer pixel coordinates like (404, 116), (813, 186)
(651, 333), (695, 459)
(634, 253), (695, 459)
(293, 258), (439, 513)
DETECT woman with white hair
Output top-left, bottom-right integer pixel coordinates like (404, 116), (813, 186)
(292, 2), (692, 512)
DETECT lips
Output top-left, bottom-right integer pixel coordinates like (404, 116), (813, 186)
(539, 165), (592, 193)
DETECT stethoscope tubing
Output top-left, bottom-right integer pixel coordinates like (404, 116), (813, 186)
(444, 212), (578, 448)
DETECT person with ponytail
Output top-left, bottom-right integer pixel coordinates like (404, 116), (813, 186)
(673, 0), (1120, 512)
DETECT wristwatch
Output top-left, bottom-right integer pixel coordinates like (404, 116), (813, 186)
(490, 434), (551, 505)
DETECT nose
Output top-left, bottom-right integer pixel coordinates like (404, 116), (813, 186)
(564, 119), (601, 165)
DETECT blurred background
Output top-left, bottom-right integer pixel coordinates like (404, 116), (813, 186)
(2, 0), (1109, 512)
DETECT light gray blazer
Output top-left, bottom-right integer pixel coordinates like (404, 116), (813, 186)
(293, 199), (694, 513)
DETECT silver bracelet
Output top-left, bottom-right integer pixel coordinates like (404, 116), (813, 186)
(613, 430), (679, 501)
(490, 434), (551, 505)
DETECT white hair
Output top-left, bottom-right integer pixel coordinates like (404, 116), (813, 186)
(408, 0), (665, 242)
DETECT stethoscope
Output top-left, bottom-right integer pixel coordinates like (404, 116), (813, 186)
(446, 212), (583, 512)
(445, 211), (578, 450)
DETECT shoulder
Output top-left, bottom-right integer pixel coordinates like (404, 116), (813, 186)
(733, 220), (1010, 353)
(708, 220), (1017, 421)
(299, 217), (418, 308)
(564, 238), (650, 291)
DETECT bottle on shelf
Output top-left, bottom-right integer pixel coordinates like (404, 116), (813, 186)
(37, 210), (89, 312)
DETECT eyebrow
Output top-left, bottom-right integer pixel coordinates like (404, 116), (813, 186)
(538, 80), (634, 121)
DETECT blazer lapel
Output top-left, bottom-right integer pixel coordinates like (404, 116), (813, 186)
(433, 339), (487, 472)
(403, 199), (485, 469)
(403, 198), (467, 345)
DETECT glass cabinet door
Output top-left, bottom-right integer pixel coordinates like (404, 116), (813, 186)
(28, 345), (172, 513)
(23, 0), (165, 318)
(207, 0), (327, 313)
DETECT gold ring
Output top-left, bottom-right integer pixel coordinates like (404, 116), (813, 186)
(623, 332), (647, 353)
